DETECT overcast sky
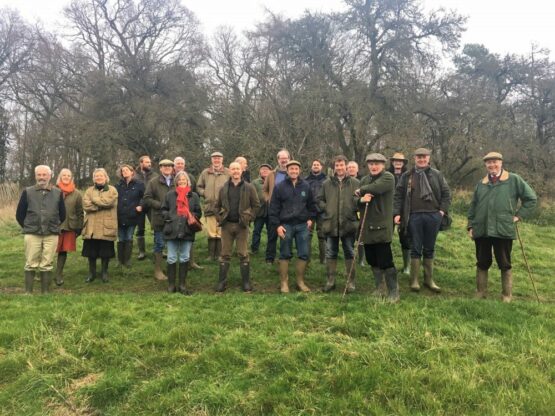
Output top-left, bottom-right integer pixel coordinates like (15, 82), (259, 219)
(1, 0), (554, 59)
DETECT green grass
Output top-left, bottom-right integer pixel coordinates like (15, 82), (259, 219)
(0, 213), (554, 415)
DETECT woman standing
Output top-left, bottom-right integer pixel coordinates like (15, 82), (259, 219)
(115, 164), (144, 267)
(82, 168), (118, 283)
(161, 171), (202, 295)
(55, 168), (84, 286)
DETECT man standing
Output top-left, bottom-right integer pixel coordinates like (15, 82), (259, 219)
(467, 152), (537, 302)
(234, 156), (251, 183)
(197, 151), (230, 261)
(16, 165), (66, 293)
(388, 152), (411, 274)
(394, 148), (451, 293)
(215, 162), (260, 292)
(143, 159), (175, 280)
(317, 155), (360, 293)
(305, 158), (327, 264)
(134, 155), (158, 260)
(359, 154), (399, 302)
(269, 160), (317, 293)
(263, 149), (291, 264)
(250, 163), (272, 254)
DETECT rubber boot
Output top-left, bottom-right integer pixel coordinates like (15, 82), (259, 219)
(40, 271), (52, 294)
(124, 240), (133, 267)
(215, 239), (222, 260)
(385, 267), (400, 303)
(402, 249), (411, 275)
(136, 236), (146, 260)
(371, 267), (386, 297)
(323, 259), (337, 292)
(475, 268), (488, 299)
(55, 252), (67, 286)
(318, 238), (326, 264)
(85, 258), (97, 282)
(154, 252), (167, 281)
(240, 262), (252, 292)
(189, 246), (203, 270)
(25, 270), (35, 293)
(501, 269), (512, 303)
(358, 244), (365, 266)
(167, 262), (177, 293)
(295, 259), (310, 292)
(409, 258), (421, 292)
(279, 260), (290, 293)
(178, 262), (191, 295)
(423, 258), (441, 293)
(117, 241), (125, 266)
(216, 261), (230, 292)
(345, 259), (356, 293)
(101, 258), (110, 283)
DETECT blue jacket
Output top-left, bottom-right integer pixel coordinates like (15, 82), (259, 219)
(269, 177), (317, 226)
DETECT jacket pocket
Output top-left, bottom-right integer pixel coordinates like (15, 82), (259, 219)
(497, 214), (515, 238)
(103, 220), (117, 238)
(163, 220), (174, 236)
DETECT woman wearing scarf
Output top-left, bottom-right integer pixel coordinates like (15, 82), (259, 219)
(54, 168), (84, 286)
(82, 168), (118, 283)
(161, 171), (202, 295)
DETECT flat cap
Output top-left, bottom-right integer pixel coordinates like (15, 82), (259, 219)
(210, 151), (224, 157)
(390, 152), (407, 161)
(286, 160), (301, 168)
(414, 147), (431, 156)
(365, 153), (387, 163)
(259, 163), (273, 170)
(158, 159), (174, 166)
(483, 151), (503, 161)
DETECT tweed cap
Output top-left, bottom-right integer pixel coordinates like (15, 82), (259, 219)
(365, 153), (387, 163)
(390, 152), (408, 161)
(158, 159), (174, 166)
(210, 151), (224, 157)
(286, 160), (301, 168)
(483, 151), (503, 161)
(259, 163), (272, 170)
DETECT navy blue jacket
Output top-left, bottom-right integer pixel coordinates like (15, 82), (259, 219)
(269, 177), (317, 226)
(116, 178), (145, 227)
(305, 172), (327, 214)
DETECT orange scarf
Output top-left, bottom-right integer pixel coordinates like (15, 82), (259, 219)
(176, 186), (191, 218)
(57, 181), (76, 197)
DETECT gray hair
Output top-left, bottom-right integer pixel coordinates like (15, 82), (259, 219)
(174, 171), (190, 186)
(92, 168), (110, 184)
(34, 165), (52, 177)
(174, 156), (185, 164)
(277, 149), (290, 159)
(56, 168), (74, 184)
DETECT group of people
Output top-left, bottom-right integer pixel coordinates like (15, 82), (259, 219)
(16, 147), (537, 303)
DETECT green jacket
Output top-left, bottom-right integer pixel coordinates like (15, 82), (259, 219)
(58, 188), (84, 232)
(358, 171), (395, 244)
(317, 175), (360, 237)
(467, 170), (537, 240)
(144, 175), (175, 231)
(252, 177), (267, 218)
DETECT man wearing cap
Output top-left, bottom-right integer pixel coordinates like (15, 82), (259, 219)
(393, 148), (451, 293)
(250, 163), (272, 254)
(467, 152), (537, 302)
(144, 159), (175, 280)
(388, 152), (411, 274)
(197, 152), (230, 260)
(305, 158), (327, 264)
(269, 160), (318, 293)
(317, 155), (360, 293)
(134, 155), (158, 260)
(358, 153), (399, 302)
(263, 149), (291, 264)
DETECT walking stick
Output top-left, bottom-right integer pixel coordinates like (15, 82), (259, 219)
(515, 221), (541, 303)
(342, 202), (369, 300)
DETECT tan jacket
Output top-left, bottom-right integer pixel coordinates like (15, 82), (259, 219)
(82, 185), (118, 241)
(262, 167), (287, 203)
(197, 166), (230, 216)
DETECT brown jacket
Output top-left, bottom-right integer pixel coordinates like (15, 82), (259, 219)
(82, 185), (118, 241)
(262, 167), (287, 203)
(58, 188), (84, 232)
(196, 166), (230, 216)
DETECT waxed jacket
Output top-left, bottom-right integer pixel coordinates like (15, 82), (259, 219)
(317, 175), (360, 237)
(82, 184), (118, 241)
(467, 170), (537, 240)
(16, 185), (66, 235)
(269, 177), (317, 226)
(58, 187), (83, 233)
(115, 178), (144, 227)
(143, 175), (174, 231)
(216, 179), (260, 228)
(358, 171), (395, 244)
(161, 190), (202, 241)
(196, 166), (230, 216)
(252, 177), (268, 218)
(305, 172), (327, 213)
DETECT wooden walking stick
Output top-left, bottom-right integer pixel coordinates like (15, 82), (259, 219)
(515, 221), (541, 303)
(342, 202), (369, 300)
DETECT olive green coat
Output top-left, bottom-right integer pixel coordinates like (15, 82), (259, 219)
(143, 176), (175, 231)
(317, 175), (360, 237)
(58, 188), (84, 232)
(82, 185), (118, 241)
(358, 171), (395, 244)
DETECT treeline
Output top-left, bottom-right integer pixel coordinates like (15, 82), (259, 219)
(0, 0), (554, 194)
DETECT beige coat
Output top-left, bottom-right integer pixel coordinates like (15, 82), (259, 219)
(196, 166), (230, 216)
(82, 185), (118, 241)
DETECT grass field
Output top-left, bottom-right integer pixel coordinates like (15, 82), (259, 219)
(0, 210), (554, 415)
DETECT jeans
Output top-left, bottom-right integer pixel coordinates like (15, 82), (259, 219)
(408, 212), (442, 259)
(251, 216), (268, 252)
(153, 231), (165, 253)
(166, 240), (193, 264)
(325, 235), (355, 260)
(279, 223), (310, 261)
(118, 225), (136, 242)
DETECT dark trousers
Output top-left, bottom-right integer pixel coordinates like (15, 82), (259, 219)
(265, 224), (278, 261)
(475, 237), (513, 271)
(136, 212), (146, 237)
(398, 225), (411, 250)
(251, 216), (268, 252)
(408, 212), (442, 259)
(364, 242), (395, 269)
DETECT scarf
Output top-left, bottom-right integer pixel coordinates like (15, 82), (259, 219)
(415, 167), (433, 201)
(57, 181), (75, 197)
(489, 169), (503, 184)
(176, 186), (191, 218)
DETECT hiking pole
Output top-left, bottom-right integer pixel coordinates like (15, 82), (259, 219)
(515, 221), (541, 303)
(342, 202), (369, 300)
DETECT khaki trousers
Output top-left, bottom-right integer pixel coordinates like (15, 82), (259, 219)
(220, 222), (249, 262)
(24, 234), (59, 271)
(204, 216), (222, 239)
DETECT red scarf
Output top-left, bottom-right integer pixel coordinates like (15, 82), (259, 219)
(176, 186), (191, 218)
(57, 181), (76, 198)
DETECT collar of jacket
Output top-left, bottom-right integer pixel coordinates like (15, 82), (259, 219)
(159, 175), (173, 185)
(228, 178), (244, 187)
(331, 174), (351, 184)
(482, 169), (509, 184)
(34, 183), (53, 191)
(208, 166), (226, 175)
(306, 172), (326, 180)
(285, 176), (304, 186)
